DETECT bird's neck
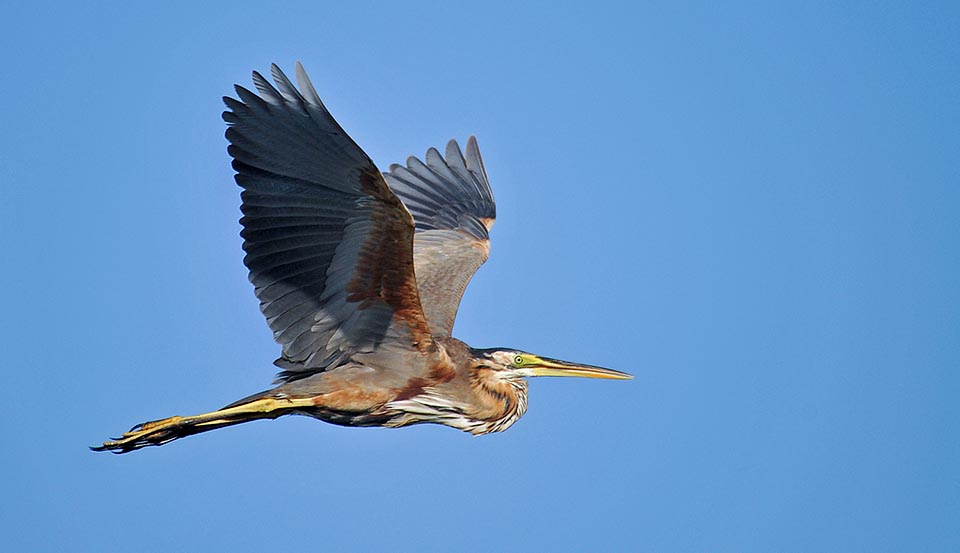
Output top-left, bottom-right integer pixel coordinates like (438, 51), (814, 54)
(467, 368), (528, 433)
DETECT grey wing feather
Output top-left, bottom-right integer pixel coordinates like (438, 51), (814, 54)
(224, 62), (434, 378)
(383, 137), (496, 337)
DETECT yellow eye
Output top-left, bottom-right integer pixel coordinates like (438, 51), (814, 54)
(514, 355), (524, 366)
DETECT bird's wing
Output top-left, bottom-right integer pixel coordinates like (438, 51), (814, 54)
(224, 63), (434, 377)
(383, 137), (496, 337)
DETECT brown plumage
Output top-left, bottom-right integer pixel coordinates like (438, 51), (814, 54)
(93, 63), (631, 454)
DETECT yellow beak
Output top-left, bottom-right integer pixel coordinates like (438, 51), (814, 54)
(529, 356), (633, 380)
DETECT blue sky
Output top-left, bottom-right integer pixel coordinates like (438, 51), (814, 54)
(1, 2), (958, 551)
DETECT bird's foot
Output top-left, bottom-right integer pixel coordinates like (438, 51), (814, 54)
(91, 415), (190, 453)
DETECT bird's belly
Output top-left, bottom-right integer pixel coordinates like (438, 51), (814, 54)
(308, 386), (395, 412)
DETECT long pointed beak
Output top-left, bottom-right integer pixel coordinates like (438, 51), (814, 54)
(529, 357), (633, 380)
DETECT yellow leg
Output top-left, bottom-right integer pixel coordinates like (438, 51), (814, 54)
(92, 396), (317, 453)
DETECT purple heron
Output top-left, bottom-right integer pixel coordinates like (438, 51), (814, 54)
(93, 63), (631, 453)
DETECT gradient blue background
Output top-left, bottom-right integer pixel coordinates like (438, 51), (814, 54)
(2, 2), (958, 551)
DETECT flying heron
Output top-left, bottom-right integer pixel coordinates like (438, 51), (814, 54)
(93, 63), (632, 453)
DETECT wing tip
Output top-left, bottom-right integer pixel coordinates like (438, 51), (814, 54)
(465, 135), (483, 167)
(293, 61), (323, 105)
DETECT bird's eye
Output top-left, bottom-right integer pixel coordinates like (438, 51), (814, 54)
(514, 355), (524, 366)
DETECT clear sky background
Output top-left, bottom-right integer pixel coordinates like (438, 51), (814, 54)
(2, 2), (958, 552)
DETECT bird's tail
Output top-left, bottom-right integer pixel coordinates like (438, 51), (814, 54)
(91, 394), (316, 454)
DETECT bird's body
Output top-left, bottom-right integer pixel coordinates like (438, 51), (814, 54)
(258, 336), (528, 435)
(94, 63), (630, 453)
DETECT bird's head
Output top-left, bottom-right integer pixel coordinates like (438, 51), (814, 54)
(448, 347), (632, 434)
(473, 348), (633, 381)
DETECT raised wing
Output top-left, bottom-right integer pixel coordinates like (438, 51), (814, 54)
(383, 137), (496, 337)
(223, 63), (434, 378)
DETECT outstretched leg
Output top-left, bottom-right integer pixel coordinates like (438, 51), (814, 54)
(92, 396), (317, 453)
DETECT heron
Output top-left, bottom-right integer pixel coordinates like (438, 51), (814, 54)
(93, 63), (632, 453)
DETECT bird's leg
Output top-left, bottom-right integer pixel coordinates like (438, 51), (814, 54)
(92, 396), (317, 453)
